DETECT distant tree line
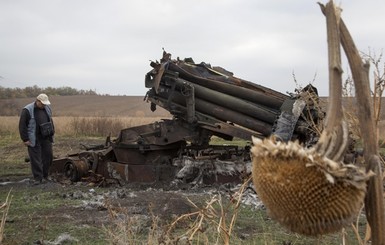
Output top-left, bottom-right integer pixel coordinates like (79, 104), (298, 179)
(0, 85), (98, 99)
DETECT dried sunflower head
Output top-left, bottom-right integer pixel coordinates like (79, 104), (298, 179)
(251, 136), (373, 236)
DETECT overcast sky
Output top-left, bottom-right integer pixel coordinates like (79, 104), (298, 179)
(1, 1), (384, 96)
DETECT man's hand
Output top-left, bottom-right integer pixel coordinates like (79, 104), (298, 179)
(23, 141), (31, 146)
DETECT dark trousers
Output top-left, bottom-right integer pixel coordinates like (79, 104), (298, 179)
(28, 139), (53, 180)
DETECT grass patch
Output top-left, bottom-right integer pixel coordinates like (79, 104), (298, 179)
(0, 132), (28, 177)
(0, 185), (108, 244)
(210, 136), (251, 147)
(0, 177), (371, 244)
(0, 133), (106, 178)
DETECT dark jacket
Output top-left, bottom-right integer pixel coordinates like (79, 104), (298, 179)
(19, 102), (54, 147)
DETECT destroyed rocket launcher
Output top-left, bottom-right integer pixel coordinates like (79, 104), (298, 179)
(144, 51), (322, 145)
(50, 51), (323, 184)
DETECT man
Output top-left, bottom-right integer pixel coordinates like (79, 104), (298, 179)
(19, 93), (55, 185)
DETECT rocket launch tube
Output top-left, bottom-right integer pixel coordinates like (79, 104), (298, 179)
(170, 77), (278, 124)
(154, 87), (273, 136)
(167, 62), (288, 110)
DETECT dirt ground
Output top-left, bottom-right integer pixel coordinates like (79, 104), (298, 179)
(0, 158), (261, 244)
(1, 137), (380, 244)
(1, 174), (252, 221)
(0, 139), (263, 244)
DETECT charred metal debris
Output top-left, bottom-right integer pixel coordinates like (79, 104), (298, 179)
(50, 51), (324, 185)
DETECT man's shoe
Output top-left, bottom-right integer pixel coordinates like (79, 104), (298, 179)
(41, 179), (47, 184)
(31, 179), (41, 185)
(43, 176), (52, 183)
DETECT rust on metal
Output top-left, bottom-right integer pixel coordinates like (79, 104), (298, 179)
(51, 51), (323, 185)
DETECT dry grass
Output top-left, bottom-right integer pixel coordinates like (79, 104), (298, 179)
(103, 179), (251, 245)
(0, 190), (12, 244)
(0, 95), (171, 117)
(54, 116), (167, 137)
(164, 178), (250, 245)
(0, 117), (19, 135)
(2, 115), (384, 140)
(0, 116), (168, 138)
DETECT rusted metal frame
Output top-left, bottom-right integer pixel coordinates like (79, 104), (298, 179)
(118, 119), (195, 146)
(91, 152), (99, 173)
(107, 161), (175, 183)
(153, 61), (167, 94)
(199, 121), (263, 141)
(319, 1), (385, 244)
(146, 92), (188, 118)
(147, 93), (263, 140)
(166, 77), (178, 110)
(182, 82), (196, 124)
(118, 123), (160, 144)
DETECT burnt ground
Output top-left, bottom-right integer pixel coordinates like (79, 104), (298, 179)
(0, 136), (263, 244)
(0, 137), (378, 244)
(0, 168), (262, 244)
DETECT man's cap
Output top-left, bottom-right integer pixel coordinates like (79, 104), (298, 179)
(36, 93), (51, 105)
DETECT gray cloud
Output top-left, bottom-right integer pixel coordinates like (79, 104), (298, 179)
(1, 0), (384, 96)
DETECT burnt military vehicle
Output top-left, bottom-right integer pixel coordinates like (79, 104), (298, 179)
(51, 51), (323, 185)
